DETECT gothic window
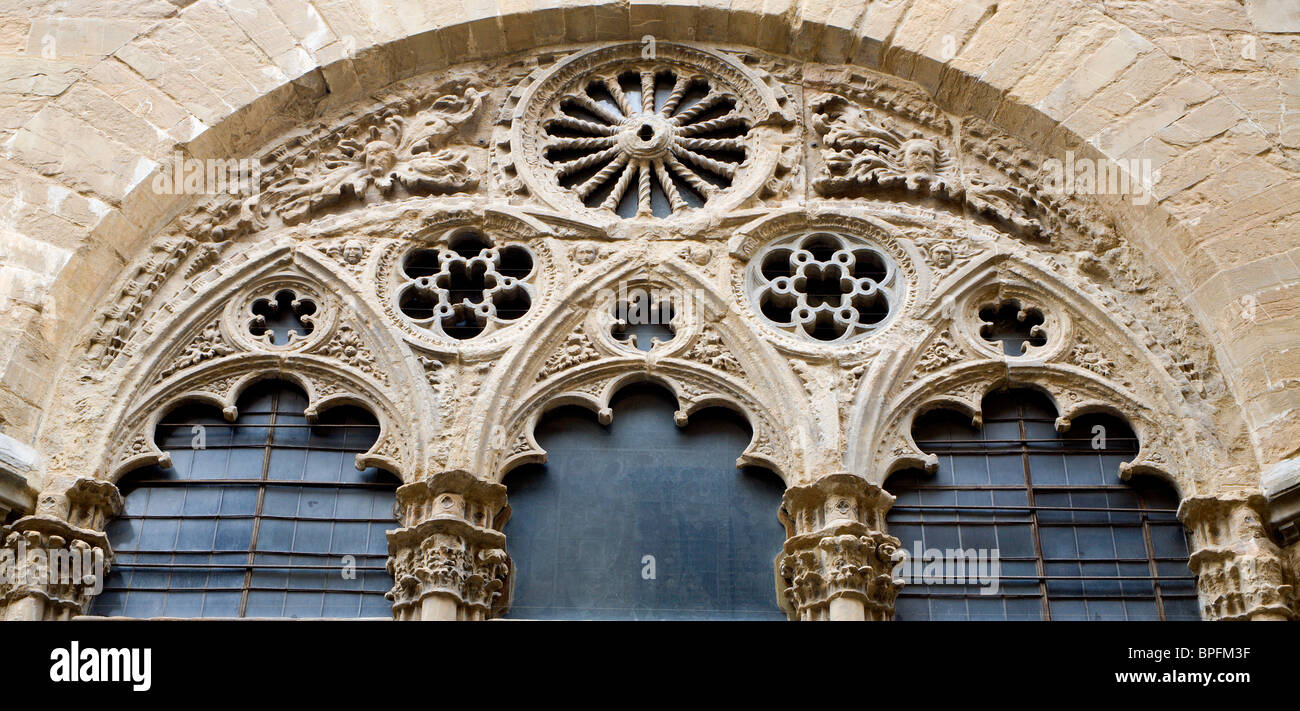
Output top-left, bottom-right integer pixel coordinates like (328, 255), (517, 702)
(503, 385), (786, 620)
(885, 389), (1197, 621)
(91, 381), (398, 619)
(511, 42), (782, 219)
(746, 230), (899, 343)
(541, 64), (749, 217)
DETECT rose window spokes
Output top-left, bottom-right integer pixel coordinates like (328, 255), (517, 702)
(748, 232), (900, 344)
(979, 300), (1046, 356)
(396, 229), (535, 340)
(248, 289), (317, 346)
(544, 67), (749, 217)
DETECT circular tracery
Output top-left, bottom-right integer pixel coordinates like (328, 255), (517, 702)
(513, 43), (779, 219)
(747, 231), (900, 343)
(395, 229), (535, 340)
(543, 67), (748, 217)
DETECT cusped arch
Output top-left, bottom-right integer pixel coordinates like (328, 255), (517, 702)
(866, 363), (1190, 499)
(103, 354), (419, 484)
(490, 358), (797, 485)
(470, 252), (810, 481)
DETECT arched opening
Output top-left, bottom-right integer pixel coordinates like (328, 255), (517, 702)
(885, 388), (1197, 621)
(503, 384), (786, 620)
(90, 380), (399, 619)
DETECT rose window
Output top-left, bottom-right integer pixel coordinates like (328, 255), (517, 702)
(746, 231), (900, 343)
(395, 229), (535, 340)
(542, 66), (748, 217)
(511, 43), (783, 219)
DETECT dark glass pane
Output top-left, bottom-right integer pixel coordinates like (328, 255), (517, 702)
(505, 385), (785, 620)
(886, 388), (1194, 621)
(91, 381), (399, 619)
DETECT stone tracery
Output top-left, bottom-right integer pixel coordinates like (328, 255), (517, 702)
(7, 36), (1292, 622)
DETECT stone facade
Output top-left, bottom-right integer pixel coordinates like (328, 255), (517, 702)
(0, 1), (1297, 621)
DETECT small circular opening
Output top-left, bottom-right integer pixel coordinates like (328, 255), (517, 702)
(638, 124), (655, 141)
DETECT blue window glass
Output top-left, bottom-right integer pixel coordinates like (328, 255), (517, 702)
(504, 384), (786, 620)
(91, 380), (398, 619)
(886, 389), (1198, 621)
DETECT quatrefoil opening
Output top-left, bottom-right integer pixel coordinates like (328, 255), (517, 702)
(749, 232), (896, 343)
(611, 287), (676, 351)
(978, 300), (1047, 356)
(248, 289), (317, 346)
(396, 229), (535, 340)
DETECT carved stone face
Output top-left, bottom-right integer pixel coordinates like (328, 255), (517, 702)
(365, 140), (398, 177)
(900, 138), (939, 175)
(342, 240), (363, 265)
(573, 244), (598, 265)
(930, 244), (953, 269)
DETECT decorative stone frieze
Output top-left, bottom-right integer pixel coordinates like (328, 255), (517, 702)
(385, 470), (511, 621)
(1178, 493), (1297, 621)
(0, 478), (121, 621)
(777, 473), (904, 621)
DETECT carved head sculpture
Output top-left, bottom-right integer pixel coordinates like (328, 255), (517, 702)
(929, 243), (954, 269)
(364, 127), (399, 178)
(899, 137), (940, 177)
(573, 244), (600, 266)
(342, 239), (364, 265)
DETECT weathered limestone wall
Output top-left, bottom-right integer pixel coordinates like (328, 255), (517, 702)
(0, 0), (1296, 488)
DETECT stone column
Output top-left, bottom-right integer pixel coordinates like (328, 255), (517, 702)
(0, 478), (122, 621)
(1179, 492), (1297, 621)
(776, 473), (905, 621)
(385, 470), (511, 621)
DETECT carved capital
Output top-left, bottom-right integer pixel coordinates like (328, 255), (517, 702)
(777, 473), (904, 620)
(385, 470), (511, 620)
(0, 478), (122, 621)
(1178, 493), (1296, 621)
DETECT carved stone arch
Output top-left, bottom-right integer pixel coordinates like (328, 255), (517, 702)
(915, 249), (1203, 402)
(863, 362), (1191, 498)
(45, 239), (435, 491)
(102, 354), (419, 484)
(466, 249), (811, 481)
(488, 359), (796, 486)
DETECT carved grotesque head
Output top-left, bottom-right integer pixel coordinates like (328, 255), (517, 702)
(364, 139), (398, 178)
(899, 138), (939, 176)
(930, 243), (954, 269)
(342, 239), (363, 265)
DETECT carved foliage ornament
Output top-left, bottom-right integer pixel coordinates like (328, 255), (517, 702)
(811, 94), (1049, 240)
(180, 78), (486, 243)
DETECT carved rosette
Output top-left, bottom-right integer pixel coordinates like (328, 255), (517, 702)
(777, 473), (904, 621)
(1178, 493), (1296, 621)
(0, 478), (122, 621)
(385, 470), (511, 621)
